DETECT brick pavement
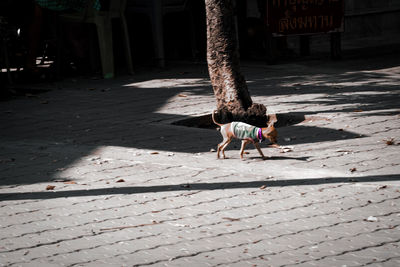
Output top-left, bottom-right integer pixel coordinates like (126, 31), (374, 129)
(1, 50), (400, 266)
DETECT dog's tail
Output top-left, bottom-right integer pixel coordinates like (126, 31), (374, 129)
(211, 110), (224, 127)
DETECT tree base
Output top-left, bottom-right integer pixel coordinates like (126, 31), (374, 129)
(215, 103), (268, 127)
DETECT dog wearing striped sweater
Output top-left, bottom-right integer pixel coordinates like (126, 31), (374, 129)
(212, 110), (278, 159)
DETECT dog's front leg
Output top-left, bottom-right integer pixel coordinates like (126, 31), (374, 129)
(240, 140), (251, 159)
(254, 142), (266, 159)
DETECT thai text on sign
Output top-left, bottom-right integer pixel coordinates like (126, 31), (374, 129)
(266, 0), (344, 35)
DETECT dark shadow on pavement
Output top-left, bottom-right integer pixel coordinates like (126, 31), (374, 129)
(1, 174), (399, 201)
(247, 156), (310, 161)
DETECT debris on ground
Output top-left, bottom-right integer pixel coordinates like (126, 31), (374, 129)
(365, 216), (379, 222)
(384, 138), (396, 145)
(280, 146), (294, 153)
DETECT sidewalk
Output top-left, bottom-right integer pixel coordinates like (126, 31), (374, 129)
(1, 48), (400, 266)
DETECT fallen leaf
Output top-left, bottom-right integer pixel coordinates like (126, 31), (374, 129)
(349, 167), (357, 173)
(116, 179), (125, 183)
(150, 152), (159, 155)
(384, 138), (395, 145)
(178, 94), (187, 97)
(377, 185), (387, 190)
(354, 109), (363, 112)
(260, 185), (267, 190)
(63, 181), (76, 184)
(46, 185), (56, 190)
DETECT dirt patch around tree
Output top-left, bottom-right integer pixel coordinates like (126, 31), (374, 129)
(172, 113), (325, 129)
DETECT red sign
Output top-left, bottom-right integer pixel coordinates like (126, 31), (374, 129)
(266, 0), (344, 35)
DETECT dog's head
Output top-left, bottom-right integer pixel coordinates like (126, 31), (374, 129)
(262, 124), (278, 144)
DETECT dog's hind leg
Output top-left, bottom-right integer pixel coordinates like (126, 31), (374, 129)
(218, 138), (231, 159)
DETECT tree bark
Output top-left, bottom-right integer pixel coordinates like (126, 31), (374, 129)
(205, 0), (267, 127)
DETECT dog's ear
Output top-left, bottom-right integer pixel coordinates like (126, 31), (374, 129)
(267, 114), (277, 128)
(267, 121), (276, 130)
(267, 124), (277, 134)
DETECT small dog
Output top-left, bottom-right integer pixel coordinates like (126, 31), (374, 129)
(212, 110), (278, 159)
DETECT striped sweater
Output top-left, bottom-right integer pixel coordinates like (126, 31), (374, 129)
(231, 122), (262, 142)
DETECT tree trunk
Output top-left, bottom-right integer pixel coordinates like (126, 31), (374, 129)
(205, 0), (267, 127)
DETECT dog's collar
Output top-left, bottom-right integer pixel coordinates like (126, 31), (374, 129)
(258, 128), (263, 142)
